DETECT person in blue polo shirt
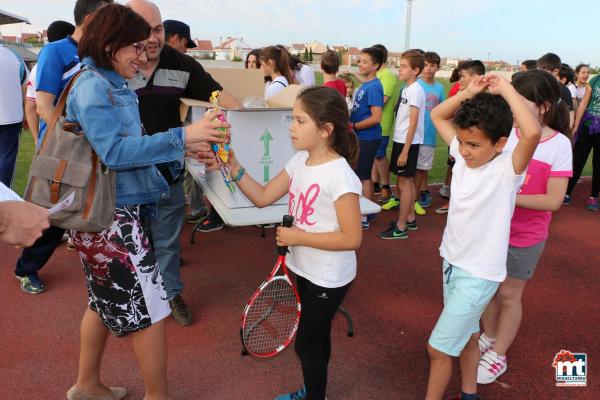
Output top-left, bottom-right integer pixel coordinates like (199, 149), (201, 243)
(13, 0), (112, 295)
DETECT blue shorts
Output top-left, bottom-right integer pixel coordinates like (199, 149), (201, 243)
(428, 260), (499, 357)
(375, 135), (390, 159)
(355, 139), (381, 181)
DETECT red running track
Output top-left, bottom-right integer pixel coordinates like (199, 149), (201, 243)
(0, 182), (598, 399)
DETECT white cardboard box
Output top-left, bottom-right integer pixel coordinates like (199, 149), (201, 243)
(181, 98), (296, 208)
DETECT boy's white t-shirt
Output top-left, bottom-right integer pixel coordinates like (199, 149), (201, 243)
(264, 76), (289, 99)
(393, 81), (426, 144)
(440, 137), (524, 282)
(284, 151), (362, 288)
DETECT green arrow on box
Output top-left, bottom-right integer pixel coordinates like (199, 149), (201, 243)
(260, 129), (273, 156)
(260, 129), (273, 182)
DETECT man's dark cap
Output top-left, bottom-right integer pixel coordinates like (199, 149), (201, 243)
(163, 19), (196, 48)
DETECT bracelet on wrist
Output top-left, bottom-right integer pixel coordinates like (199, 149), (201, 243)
(233, 166), (245, 182)
(352, 123), (357, 132)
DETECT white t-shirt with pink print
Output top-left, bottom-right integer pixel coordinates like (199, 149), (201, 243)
(504, 128), (573, 247)
(284, 151), (362, 288)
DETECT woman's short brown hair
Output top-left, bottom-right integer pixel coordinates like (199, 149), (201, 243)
(78, 3), (150, 70)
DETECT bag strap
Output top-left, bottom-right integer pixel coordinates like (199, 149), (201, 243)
(39, 69), (85, 154)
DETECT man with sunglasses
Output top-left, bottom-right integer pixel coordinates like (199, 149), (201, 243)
(128, 0), (240, 327)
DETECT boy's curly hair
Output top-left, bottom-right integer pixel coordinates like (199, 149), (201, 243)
(452, 93), (513, 144)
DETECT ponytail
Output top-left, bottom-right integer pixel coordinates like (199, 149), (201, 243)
(261, 46), (294, 85)
(512, 70), (572, 138)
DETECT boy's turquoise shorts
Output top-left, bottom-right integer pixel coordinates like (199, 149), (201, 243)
(428, 259), (499, 357)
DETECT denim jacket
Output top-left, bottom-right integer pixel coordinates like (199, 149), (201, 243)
(65, 58), (185, 207)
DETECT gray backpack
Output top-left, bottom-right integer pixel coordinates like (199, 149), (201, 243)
(25, 71), (116, 232)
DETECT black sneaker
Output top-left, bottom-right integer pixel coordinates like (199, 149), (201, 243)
(406, 219), (418, 231)
(373, 182), (381, 195)
(169, 294), (192, 326)
(185, 209), (208, 224)
(15, 273), (46, 294)
(195, 215), (224, 232)
(377, 222), (408, 240)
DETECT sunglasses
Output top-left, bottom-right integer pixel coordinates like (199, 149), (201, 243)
(132, 42), (149, 55)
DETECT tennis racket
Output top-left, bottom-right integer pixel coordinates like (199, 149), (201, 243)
(240, 215), (301, 357)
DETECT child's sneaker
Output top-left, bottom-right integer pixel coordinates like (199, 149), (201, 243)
(377, 222), (408, 239)
(381, 195), (400, 210)
(420, 191), (432, 208)
(361, 216), (369, 230)
(477, 350), (507, 384)
(435, 203), (449, 214)
(195, 215), (224, 232)
(185, 209), (208, 224)
(15, 273), (46, 294)
(274, 386), (307, 400)
(562, 195), (571, 205)
(452, 392), (481, 400)
(373, 182), (381, 195)
(406, 219), (418, 231)
(478, 332), (495, 355)
(586, 197), (599, 211)
(414, 201), (426, 216)
(439, 184), (450, 199)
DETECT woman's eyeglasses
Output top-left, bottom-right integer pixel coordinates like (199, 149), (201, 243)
(132, 42), (149, 55)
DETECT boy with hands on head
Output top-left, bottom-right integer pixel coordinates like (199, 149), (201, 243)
(426, 73), (541, 400)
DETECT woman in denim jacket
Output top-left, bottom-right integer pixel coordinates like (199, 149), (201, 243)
(64, 5), (225, 400)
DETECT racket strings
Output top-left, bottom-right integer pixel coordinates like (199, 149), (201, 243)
(243, 279), (299, 355)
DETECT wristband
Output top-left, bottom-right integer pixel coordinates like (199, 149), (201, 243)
(233, 166), (245, 182)
(352, 123), (357, 132)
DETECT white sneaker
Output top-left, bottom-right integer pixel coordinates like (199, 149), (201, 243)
(477, 349), (507, 384)
(478, 332), (495, 355)
(439, 185), (451, 199)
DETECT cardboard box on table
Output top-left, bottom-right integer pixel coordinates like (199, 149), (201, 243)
(181, 81), (304, 209)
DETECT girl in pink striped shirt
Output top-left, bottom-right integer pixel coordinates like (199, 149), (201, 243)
(478, 70), (573, 384)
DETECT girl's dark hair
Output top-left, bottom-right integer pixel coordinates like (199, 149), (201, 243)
(260, 46), (294, 84)
(449, 66), (461, 83)
(275, 44), (305, 71)
(245, 49), (261, 69)
(78, 3), (150, 70)
(512, 70), (571, 137)
(296, 86), (359, 167)
(361, 47), (384, 70)
(575, 63), (589, 74)
(559, 63), (575, 85)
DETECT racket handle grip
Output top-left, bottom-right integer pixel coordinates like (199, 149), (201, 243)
(282, 215), (294, 228)
(277, 215), (294, 255)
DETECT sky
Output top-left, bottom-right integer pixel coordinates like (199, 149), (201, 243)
(0, 0), (596, 67)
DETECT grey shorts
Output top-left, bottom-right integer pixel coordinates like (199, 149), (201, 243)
(506, 241), (546, 280)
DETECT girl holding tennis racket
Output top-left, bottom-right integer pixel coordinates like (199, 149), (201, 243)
(228, 86), (362, 400)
